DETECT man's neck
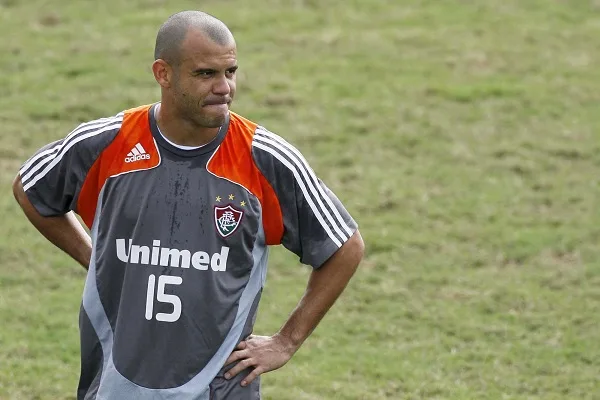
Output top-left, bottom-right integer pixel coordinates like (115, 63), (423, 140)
(155, 103), (222, 147)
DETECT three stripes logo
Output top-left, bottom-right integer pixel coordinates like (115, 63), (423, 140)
(252, 126), (354, 249)
(125, 143), (150, 163)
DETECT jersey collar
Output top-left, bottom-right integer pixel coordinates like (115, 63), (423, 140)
(148, 103), (230, 158)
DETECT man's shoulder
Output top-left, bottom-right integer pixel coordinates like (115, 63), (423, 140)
(226, 112), (308, 175)
(53, 103), (155, 160)
(228, 111), (259, 135)
(73, 103), (154, 144)
(228, 111), (294, 145)
(122, 103), (154, 115)
(250, 125), (304, 164)
(58, 108), (128, 153)
(79, 103), (152, 128)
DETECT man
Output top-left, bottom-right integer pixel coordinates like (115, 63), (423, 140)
(12, 10), (364, 400)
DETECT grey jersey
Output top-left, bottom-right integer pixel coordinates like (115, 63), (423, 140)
(19, 103), (358, 399)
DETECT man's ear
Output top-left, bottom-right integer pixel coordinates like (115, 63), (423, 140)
(152, 59), (173, 89)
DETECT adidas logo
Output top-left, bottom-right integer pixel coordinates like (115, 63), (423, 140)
(125, 143), (150, 163)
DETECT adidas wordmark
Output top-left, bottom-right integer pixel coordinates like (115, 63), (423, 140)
(125, 143), (150, 163)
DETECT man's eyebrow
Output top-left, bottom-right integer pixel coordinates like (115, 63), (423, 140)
(191, 65), (238, 74)
(192, 68), (217, 74)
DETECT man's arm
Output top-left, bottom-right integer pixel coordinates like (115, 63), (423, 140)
(224, 229), (364, 386)
(12, 175), (92, 270)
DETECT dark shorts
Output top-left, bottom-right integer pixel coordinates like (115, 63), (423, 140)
(210, 368), (261, 400)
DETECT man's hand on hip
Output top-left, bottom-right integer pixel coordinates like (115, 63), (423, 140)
(224, 334), (297, 386)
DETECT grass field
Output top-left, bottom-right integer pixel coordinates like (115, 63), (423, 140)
(1, 0), (600, 399)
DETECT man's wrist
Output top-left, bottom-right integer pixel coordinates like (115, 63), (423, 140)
(273, 331), (304, 355)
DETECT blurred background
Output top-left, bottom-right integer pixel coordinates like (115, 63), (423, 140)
(1, 0), (599, 399)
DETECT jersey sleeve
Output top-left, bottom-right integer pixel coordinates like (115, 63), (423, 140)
(18, 113), (123, 217)
(252, 126), (358, 268)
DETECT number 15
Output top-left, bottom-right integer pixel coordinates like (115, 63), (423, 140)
(145, 274), (183, 322)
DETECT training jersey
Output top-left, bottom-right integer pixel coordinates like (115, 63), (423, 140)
(19, 104), (358, 400)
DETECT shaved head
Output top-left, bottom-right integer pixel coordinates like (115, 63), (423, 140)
(154, 11), (234, 65)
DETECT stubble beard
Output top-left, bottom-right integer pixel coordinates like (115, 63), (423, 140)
(171, 77), (227, 129)
(177, 96), (227, 129)
(195, 111), (227, 128)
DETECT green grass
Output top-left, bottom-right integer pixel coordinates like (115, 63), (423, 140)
(1, 0), (600, 399)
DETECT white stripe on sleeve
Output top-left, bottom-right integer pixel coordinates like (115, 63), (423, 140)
(252, 141), (344, 248)
(22, 121), (123, 192)
(20, 114), (124, 185)
(256, 128), (354, 238)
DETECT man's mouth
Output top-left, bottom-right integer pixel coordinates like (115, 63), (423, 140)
(203, 99), (230, 106)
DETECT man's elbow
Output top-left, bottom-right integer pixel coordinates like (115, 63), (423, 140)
(12, 174), (24, 204)
(352, 229), (365, 261)
(12, 174), (34, 217)
(344, 229), (365, 270)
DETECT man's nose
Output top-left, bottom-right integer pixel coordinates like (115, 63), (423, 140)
(212, 75), (231, 95)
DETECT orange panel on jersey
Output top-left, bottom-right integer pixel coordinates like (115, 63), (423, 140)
(78, 105), (160, 228)
(207, 112), (284, 245)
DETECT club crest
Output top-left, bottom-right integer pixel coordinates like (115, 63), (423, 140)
(214, 205), (244, 238)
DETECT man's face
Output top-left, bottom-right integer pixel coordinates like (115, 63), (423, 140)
(169, 29), (237, 128)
